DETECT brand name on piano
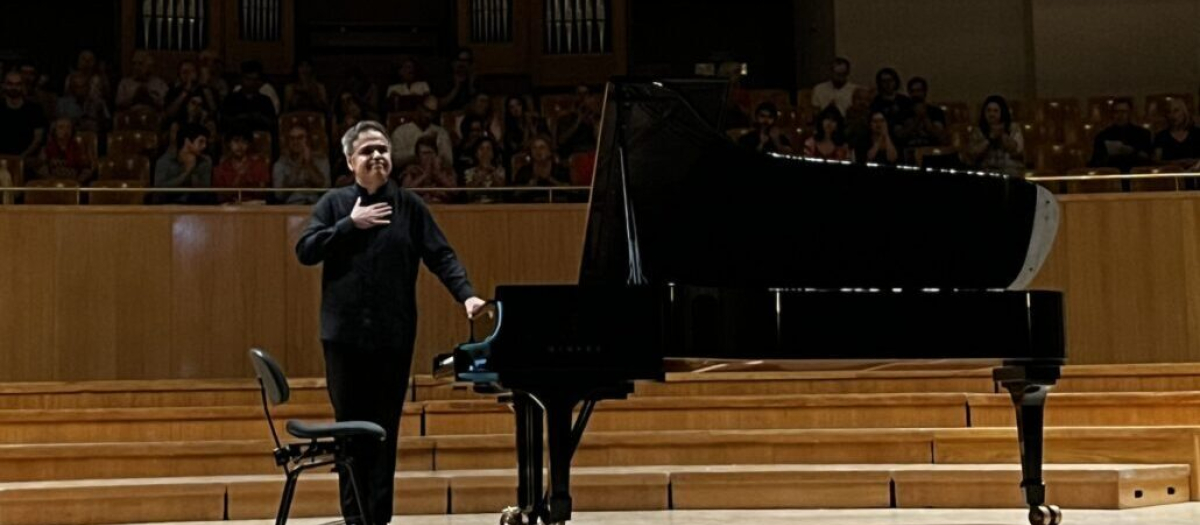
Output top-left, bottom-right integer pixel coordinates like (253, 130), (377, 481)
(545, 345), (604, 354)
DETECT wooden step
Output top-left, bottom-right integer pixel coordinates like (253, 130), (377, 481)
(1058, 363), (1200, 393)
(225, 473), (448, 520)
(0, 438), (435, 482)
(970, 392), (1200, 427)
(423, 394), (970, 435)
(893, 464), (1191, 509)
(667, 465), (892, 510)
(637, 370), (996, 397)
(0, 477), (227, 525)
(0, 404), (422, 444)
(445, 470), (669, 514)
(0, 378), (335, 410)
(433, 429), (936, 471)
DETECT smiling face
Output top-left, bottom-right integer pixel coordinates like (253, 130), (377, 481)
(348, 129), (391, 186)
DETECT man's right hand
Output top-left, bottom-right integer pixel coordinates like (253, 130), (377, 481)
(351, 197), (392, 229)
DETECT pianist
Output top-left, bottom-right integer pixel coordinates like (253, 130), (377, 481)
(296, 120), (486, 525)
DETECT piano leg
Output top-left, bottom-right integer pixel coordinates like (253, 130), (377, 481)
(994, 364), (1063, 525)
(543, 395), (579, 525)
(504, 392), (544, 525)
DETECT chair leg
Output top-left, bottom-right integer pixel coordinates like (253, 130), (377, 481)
(276, 471), (300, 525)
(341, 458), (372, 525)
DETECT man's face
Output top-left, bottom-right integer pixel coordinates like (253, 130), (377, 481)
(242, 72), (263, 92)
(3, 73), (25, 100)
(287, 128), (309, 155)
(531, 139), (552, 162)
(54, 119), (73, 140)
(755, 110), (776, 129)
(78, 51), (96, 70)
(179, 62), (197, 84)
(1112, 102), (1132, 126)
(908, 82), (927, 103)
(879, 73), (898, 95)
(831, 63), (849, 86)
(229, 136), (249, 158)
(348, 130), (391, 184)
(415, 106), (433, 128)
(132, 54), (151, 78)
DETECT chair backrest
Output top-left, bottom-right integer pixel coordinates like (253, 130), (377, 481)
(88, 179), (147, 205)
(114, 109), (164, 131)
(107, 129), (159, 156)
(249, 348), (291, 405)
(97, 154), (152, 185)
(251, 131), (273, 159)
(24, 178), (80, 204)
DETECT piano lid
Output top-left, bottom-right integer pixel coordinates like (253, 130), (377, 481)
(580, 79), (1059, 291)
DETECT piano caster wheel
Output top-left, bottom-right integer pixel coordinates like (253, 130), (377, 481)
(499, 506), (528, 525)
(1029, 505), (1063, 525)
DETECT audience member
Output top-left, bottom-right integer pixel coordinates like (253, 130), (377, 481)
(555, 85), (599, 158)
(283, 59), (329, 113)
(400, 135), (458, 203)
(213, 127), (271, 203)
(462, 137), (506, 203)
(1090, 97), (1151, 172)
(737, 102), (793, 154)
(503, 95), (547, 157)
(57, 72), (110, 133)
(154, 122), (213, 204)
(514, 135), (569, 188)
(969, 95), (1025, 176)
(65, 49), (112, 102)
(439, 48), (478, 112)
(338, 66), (380, 120)
(455, 113), (491, 172)
(390, 95), (453, 168)
(895, 77), (946, 148)
(116, 51), (169, 111)
(1153, 98), (1200, 165)
(460, 92), (503, 142)
(165, 60), (219, 123)
(231, 60), (280, 114)
(37, 117), (92, 182)
(811, 57), (860, 117)
(197, 50), (230, 100)
(803, 107), (851, 161)
(273, 124), (330, 204)
(842, 86), (874, 158)
(0, 71), (46, 159)
(386, 58), (431, 110)
(221, 61), (277, 134)
(869, 67), (912, 130)
(856, 111), (898, 165)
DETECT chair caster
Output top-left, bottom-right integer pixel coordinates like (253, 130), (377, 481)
(500, 506), (529, 525)
(1028, 504), (1063, 525)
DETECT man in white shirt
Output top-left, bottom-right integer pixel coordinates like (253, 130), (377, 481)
(390, 95), (453, 168)
(810, 57), (859, 117)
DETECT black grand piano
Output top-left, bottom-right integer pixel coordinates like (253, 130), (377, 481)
(435, 79), (1065, 525)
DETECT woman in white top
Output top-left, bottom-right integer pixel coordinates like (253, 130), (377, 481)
(969, 95), (1025, 176)
(386, 58), (431, 99)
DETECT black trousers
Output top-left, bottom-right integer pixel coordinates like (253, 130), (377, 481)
(322, 341), (412, 525)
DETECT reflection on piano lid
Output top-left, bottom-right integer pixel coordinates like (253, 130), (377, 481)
(581, 79), (1058, 291)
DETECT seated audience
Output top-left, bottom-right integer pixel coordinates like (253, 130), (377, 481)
(57, 72), (110, 133)
(811, 57), (860, 117)
(555, 85), (600, 158)
(37, 117), (92, 182)
(0, 71), (46, 160)
(869, 67), (912, 130)
(439, 48), (478, 112)
(968, 95), (1025, 176)
(283, 59), (329, 113)
(221, 61), (277, 135)
(462, 137), (507, 203)
(514, 135), (569, 188)
(1090, 97), (1151, 172)
(842, 86), (874, 156)
(455, 114), (492, 173)
(737, 102), (793, 154)
(895, 77), (946, 149)
(154, 123), (213, 204)
(165, 60), (219, 124)
(338, 66), (380, 120)
(803, 107), (851, 161)
(1153, 98), (1200, 165)
(856, 111), (899, 165)
(230, 60), (280, 114)
(116, 51), (168, 111)
(459, 92), (503, 142)
(213, 128), (271, 203)
(386, 58), (431, 109)
(400, 135), (458, 203)
(273, 124), (330, 205)
(65, 49), (112, 103)
(390, 95), (453, 168)
(197, 50), (230, 100)
(503, 95), (548, 157)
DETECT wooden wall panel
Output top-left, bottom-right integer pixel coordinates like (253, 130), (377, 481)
(282, 215), (324, 378)
(0, 211), (61, 381)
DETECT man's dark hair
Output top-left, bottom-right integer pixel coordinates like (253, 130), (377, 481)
(177, 122), (209, 149)
(907, 76), (928, 92)
(1112, 97), (1134, 110)
(241, 60), (264, 75)
(755, 102), (779, 118)
(833, 57), (851, 69)
(226, 126), (253, 144)
(875, 67), (901, 90)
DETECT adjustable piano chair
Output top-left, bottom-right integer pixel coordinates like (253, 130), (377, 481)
(249, 348), (387, 525)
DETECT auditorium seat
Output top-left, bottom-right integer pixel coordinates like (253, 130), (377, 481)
(387, 111), (417, 134)
(88, 179), (146, 205)
(1036, 98), (1083, 127)
(74, 130), (99, 169)
(278, 111), (327, 139)
(106, 129), (159, 157)
(1130, 165), (1184, 192)
(250, 130), (272, 159)
(511, 150), (531, 177)
(96, 154), (151, 185)
(113, 108), (163, 131)
(387, 93), (425, 112)
(1064, 167), (1122, 193)
(567, 151), (597, 186)
(912, 146), (960, 168)
(1033, 144), (1086, 173)
(937, 102), (971, 126)
(23, 178), (80, 204)
(1086, 96), (1130, 123)
(540, 93), (579, 118)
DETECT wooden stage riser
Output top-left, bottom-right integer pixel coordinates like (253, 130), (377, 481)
(0, 387), (332, 410)
(1, 466), (1186, 525)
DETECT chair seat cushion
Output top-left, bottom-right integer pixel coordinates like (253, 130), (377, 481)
(286, 419), (387, 440)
